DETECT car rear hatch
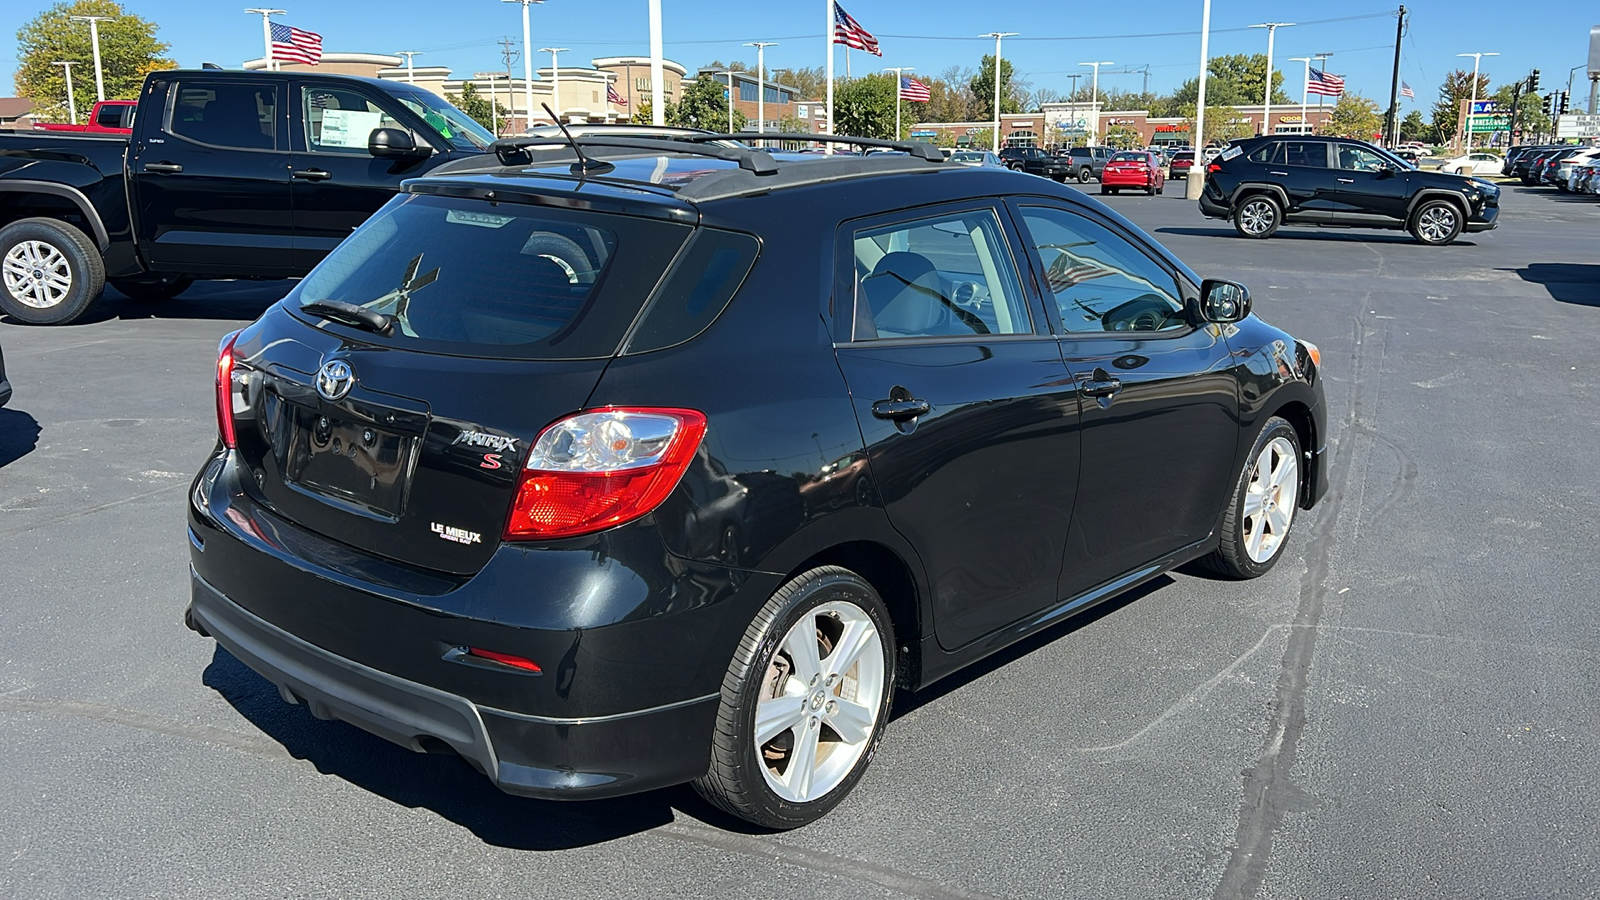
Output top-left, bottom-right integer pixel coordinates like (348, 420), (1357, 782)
(222, 191), (696, 575)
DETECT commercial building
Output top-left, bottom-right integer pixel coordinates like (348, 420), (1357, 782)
(909, 102), (1336, 149)
(686, 69), (803, 132)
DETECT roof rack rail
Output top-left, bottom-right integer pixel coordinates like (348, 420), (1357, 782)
(492, 135), (780, 174)
(693, 132), (946, 162)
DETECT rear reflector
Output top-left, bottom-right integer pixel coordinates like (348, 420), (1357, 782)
(465, 647), (542, 672)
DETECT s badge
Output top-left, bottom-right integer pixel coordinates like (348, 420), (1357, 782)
(480, 453), (503, 470)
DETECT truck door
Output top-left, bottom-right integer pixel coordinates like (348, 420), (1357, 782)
(128, 77), (295, 276)
(287, 81), (439, 269)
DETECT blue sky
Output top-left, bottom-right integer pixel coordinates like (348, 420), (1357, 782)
(6, 1), (1599, 107)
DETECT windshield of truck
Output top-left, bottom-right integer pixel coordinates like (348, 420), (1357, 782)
(394, 90), (496, 151)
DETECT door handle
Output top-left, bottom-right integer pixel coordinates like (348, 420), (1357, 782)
(292, 168), (332, 181)
(1268, 170), (1288, 176)
(1080, 368), (1123, 399)
(143, 162), (183, 174)
(871, 397), (931, 421)
(1336, 177), (1355, 183)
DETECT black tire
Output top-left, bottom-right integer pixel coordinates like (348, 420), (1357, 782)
(109, 273), (195, 302)
(1147, 182), (1158, 196)
(1408, 198), (1463, 246)
(1201, 417), (1302, 579)
(0, 217), (106, 325)
(1232, 194), (1281, 239)
(1077, 167), (1094, 184)
(692, 566), (896, 830)
(1102, 186), (1116, 195)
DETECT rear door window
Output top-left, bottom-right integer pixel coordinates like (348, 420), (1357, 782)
(1247, 143), (1283, 164)
(289, 194), (691, 359)
(1282, 141), (1329, 168)
(168, 81), (279, 150)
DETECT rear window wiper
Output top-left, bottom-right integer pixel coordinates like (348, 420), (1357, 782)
(300, 299), (395, 336)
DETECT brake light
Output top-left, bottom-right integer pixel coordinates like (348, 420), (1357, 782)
(215, 331), (241, 448)
(504, 407), (708, 540)
(1207, 162), (1222, 173)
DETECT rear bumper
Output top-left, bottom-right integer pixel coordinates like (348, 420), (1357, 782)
(1101, 171), (1157, 187)
(1198, 190), (1230, 220)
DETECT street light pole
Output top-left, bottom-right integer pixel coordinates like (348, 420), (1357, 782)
(1287, 57), (1312, 135)
(1189, 0), (1213, 198)
(1249, 23), (1294, 136)
(53, 61), (77, 124)
(706, 69), (734, 133)
(982, 32), (1018, 153)
(244, 9), (286, 71)
(397, 51), (422, 83)
(475, 72), (502, 134)
(1078, 61), (1113, 145)
(649, 0), (664, 126)
(884, 66), (914, 141)
(70, 15), (111, 100)
(745, 42), (777, 137)
(1457, 51), (1498, 151)
(540, 47), (569, 122)
(503, 0), (544, 130)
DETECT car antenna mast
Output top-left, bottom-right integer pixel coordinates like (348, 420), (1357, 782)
(541, 103), (614, 176)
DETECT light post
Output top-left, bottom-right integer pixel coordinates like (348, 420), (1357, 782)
(53, 61), (78, 125)
(475, 72), (502, 134)
(503, 0), (544, 131)
(70, 15), (111, 100)
(649, 0), (664, 126)
(1079, 61), (1113, 145)
(1065, 73), (1081, 147)
(397, 51), (422, 83)
(1287, 57), (1312, 135)
(1457, 51), (1498, 150)
(745, 41), (777, 137)
(706, 68), (734, 133)
(1188, 0), (1213, 199)
(884, 65), (914, 141)
(244, 9), (286, 71)
(982, 32), (1019, 152)
(1249, 23), (1293, 136)
(541, 47), (569, 122)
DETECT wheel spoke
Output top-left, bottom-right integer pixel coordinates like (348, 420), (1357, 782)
(826, 618), (876, 679)
(785, 719), (821, 801)
(1268, 452), (1294, 489)
(826, 697), (875, 745)
(782, 613), (822, 684)
(754, 694), (806, 745)
(1245, 520), (1266, 558)
(1268, 504), (1293, 536)
(1243, 486), (1268, 518)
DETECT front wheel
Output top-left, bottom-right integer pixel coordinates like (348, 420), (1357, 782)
(1233, 195), (1281, 239)
(693, 566), (895, 829)
(1409, 199), (1463, 245)
(1201, 417), (1302, 579)
(0, 217), (106, 325)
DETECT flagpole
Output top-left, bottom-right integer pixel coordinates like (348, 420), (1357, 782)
(1288, 57), (1310, 135)
(245, 9), (285, 71)
(825, 0), (834, 149)
(884, 66), (913, 140)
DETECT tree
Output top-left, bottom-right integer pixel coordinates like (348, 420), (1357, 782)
(834, 74), (897, 138)
(14, 0), (174, 123)
(447, 83), (509, 134)
(1104, 124), (1141, 149)
(1181, 103), (1252, 144)
(770, 66), (825, 101)
(1431, 69), (1491, 145)
(918, 66), (976, 123)
(1493, 81), (1550, 140)
(1323, 93), (1383, 139)
(629, 100), (653, 126)
(1399, 110), (1428, 142)
(1168, 54), (1291, 110)
(969, 55), (1025, 119)
(668, 76), (746, 131)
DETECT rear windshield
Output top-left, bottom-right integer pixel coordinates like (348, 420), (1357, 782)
(1171, 152), (1194, 162)
(288, 194), (691, 359)
(1110, 152), (1145, 162)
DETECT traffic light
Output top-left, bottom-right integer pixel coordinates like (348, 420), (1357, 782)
(1529, 69), (1541, 93)
(1543, 93), (1554, 116)
(1558, 91), (1570, 115)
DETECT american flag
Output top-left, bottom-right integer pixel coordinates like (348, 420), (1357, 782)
(1307, 68), (1345, 98)
(270, 23), (323, 66)
(900, 76), (930, 102)
(833, 2), (881, 57)
(1400, 81), (1414, 99)
(607, 82), (628, 107)
(1043, 246), (1115, 293)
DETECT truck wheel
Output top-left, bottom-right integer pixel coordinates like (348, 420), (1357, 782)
(0, 217), (106, 325)
(1077, 167), (1094, 184)
(110, 274), (195, 302)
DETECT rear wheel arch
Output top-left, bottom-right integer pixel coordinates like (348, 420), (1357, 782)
(1230, 183), (1290, 210)
(783, 541), (923, 689)
(0, 182), (111, 252)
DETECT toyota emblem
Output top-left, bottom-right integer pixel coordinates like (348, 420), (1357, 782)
(316, 359), (355, 401)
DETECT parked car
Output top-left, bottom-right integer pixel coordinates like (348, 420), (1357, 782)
(1573, 160), (1600, 193)
(1503, 144), (1557, 176)
(185, 134), (1328, 831)
(1061, 146), (1116, 183)
(0, 340), (9, 408)
(1540, 148), (1585, 187)
(1169, 150), (1196, 180)
(948, 150), (1006, 168)
(30, 100), (136, 134)
(1392, 148), (1423, 166)
(1100, 150), (1166, 195)
(1554, 148), (1600, 190)
(0, 69), (497, 325)
(1439, 152), (1502, 176)
(1523, 149), (1566, 185)
(1200, 136), (1500, 245)
(998, 146), (1072, 180)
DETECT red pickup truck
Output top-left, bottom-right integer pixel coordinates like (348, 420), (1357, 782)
(33, 100), (136, 134)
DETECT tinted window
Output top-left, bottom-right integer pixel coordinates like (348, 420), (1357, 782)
(170, 81), (277, 150)
(95, 104), (125, 128)
(1110, 151), (1145, 162)
(303, 86), (413, 153)
(1335, 145), (1389, 171)
(626, 228), (760, 354)
(850, 210), (1031, 341)
(1171, 152), (1194, 163)
(291, 195), (691, 358)
(1282, 142), (1327, 168)
(1246, 143), (1283, 164)
(1019, 206), (1187, 335)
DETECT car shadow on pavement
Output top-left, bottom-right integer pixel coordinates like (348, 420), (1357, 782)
(1153, 226), (1476, 246)
(1509, 263), (1600, 307)
(201, 644), (688, 850)
(67, 281), (292, 326)
(0, 408), (41, 469)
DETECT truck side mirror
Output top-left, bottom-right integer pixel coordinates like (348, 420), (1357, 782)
(369, 128), (426, 160)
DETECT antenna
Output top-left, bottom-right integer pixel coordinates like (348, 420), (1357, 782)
(541, 102), (614, 176)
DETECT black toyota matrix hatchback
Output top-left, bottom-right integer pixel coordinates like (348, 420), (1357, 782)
(186, 133), (1327, 829)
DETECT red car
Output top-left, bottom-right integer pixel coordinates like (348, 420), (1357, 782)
(1168, 150), (1195, 182)
(1100, 150), (1165, 195)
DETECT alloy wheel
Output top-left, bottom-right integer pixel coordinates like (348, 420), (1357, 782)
(1240, 200), (1276, 236)
(755, 600), (886, 803)
(1416, 205), (1458, 243)
(1241, 436), (1298, 563)
(2, 240), (72, 309)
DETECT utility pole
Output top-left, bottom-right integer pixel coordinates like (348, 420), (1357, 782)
(1385, 6), (1407, 147)
(1079, 61), (1113, 145)
(503, 0), (544, 129)
(244, 9), (286, 71)
(53, 61), (77, 124)
(540, 47), (569, 122)
(884, 65), (914, 141)
(499, 36), (520, 130)
(983, 32), (1019, 152)
(397, 51), (422, 83)
(745, 41), (777, 137)
(70, 15), (111, 100)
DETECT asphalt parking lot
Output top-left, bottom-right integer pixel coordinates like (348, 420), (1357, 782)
(1, 182), (1596, 899)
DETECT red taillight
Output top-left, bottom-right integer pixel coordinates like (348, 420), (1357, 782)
(504, 407), (708, 540)
(1207, 162), (1222, 173)
(215, 331), (240, 448)
(465, 647), (542, 673)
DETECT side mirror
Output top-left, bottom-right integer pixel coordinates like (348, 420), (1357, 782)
(369, 128), (426, 159)
(1199, 279), (1252, 323)
(1375, 164), (1395, 178)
